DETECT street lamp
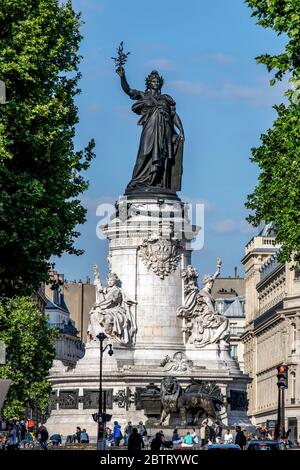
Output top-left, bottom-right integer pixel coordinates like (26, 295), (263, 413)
(96, 332), (113, 450)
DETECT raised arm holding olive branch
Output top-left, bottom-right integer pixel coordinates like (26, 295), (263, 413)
(113, 42), (184, 193)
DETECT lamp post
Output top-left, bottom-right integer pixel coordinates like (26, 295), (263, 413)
(96, 332), (113, 450)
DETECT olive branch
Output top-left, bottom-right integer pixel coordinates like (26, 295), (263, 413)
(111, 41), (130, 69)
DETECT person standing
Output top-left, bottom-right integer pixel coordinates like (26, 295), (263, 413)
(128, 428), (144, 451)
(200, 422), (207, 447)
(124, 421), (133, 446)
(215, 422), (222, 443)
(137, 421), (147, 437)
(113, 421), (122, 446)
(235, 426), (246, 450)
(36, 422), (49, 450)
(6, 423), (18, 450)
(151, 432), (163, 451)
(191, 427), (199, 445)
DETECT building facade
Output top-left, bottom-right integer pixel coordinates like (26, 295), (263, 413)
(45, 286), (85, 367)
(46, 271), (96, 343)
(212, 277), (246, 372)
(242, 225), (300, 442)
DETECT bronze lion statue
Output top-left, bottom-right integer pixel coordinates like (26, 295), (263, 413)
(160, 376), (224, 425)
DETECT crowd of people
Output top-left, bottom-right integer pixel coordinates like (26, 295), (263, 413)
(0, 416), (53, 450)
(1, 415), (297, 450)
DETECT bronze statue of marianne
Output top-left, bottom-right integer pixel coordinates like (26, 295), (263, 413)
(115, 62), (185, 195)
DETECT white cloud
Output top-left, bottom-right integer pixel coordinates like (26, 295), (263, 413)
(222, 83), (261, 99)
(206, 53), (237, 65)
(87, 103), (101, 113)
(170, 80), (208, 95)
(181, 196), (217, 214)
(80, 195), (117, 214)
(169, 78), (286, 105)
(212, 219), (237, 234)
(211, 218), (258, 235)
(170, 80), (260, 99)
(146, 59), (175, 72)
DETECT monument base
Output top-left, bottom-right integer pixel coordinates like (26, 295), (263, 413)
(46, 194), (251, 435)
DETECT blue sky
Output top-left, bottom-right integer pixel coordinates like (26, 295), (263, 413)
(54, 0), (287, 282)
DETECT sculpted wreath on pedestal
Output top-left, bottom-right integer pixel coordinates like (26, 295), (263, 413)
(177, 258), (229, 348)
(88, 266), (137, 346)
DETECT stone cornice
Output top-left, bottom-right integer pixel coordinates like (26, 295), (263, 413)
(256, 264), (285, 291)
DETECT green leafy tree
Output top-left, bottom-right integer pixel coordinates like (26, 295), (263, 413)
(246, 0), (300, 83)
(245, 0), (300, 264)
(0, 0), (95, 297)
(0, 297), (57, 418)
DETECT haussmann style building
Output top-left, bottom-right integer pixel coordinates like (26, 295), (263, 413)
(242, 224), (300, 442)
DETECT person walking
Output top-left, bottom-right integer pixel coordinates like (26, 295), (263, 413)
(113, 421), (122, 446)
(128, 428), (144, 451)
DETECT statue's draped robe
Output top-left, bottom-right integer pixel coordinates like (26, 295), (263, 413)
(177, 286), (228, 348)
(127, 90), (183, 191)
(89, 285), (136, 345)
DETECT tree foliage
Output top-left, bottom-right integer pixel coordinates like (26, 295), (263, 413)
(0, 297), (57, 418)
(0, 0), (95, 297)
(246, 0), (300, 83)
(245, 0), (300, 263)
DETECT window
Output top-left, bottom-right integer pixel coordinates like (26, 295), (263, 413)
(291, 372), (296, 404)
(230, 323), (238, 335)
(291, 324), (297, 354)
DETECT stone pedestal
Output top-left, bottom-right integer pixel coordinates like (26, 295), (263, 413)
(102, 196), (197, 363)
(46, 195), (251, 435)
